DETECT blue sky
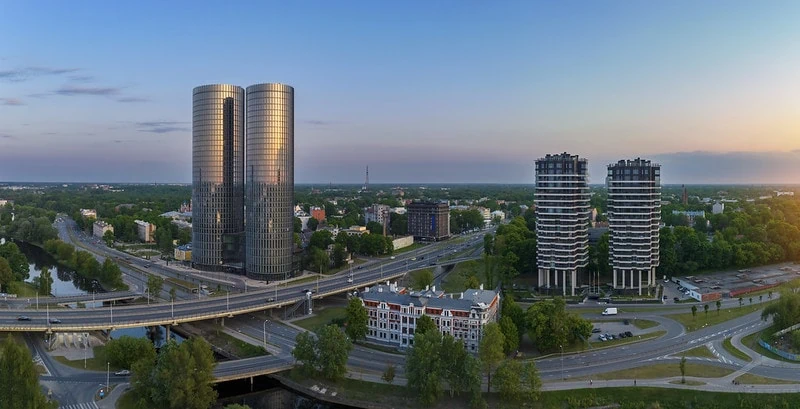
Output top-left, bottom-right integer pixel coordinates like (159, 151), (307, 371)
(1, 1), (800, 184)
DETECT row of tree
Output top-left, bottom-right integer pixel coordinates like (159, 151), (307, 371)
(0, 205), (59, 245)
(43, 239), (125, 289)
(0, 336), (56, 408)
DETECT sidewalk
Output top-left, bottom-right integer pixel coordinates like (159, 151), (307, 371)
(219, 325), (283, 355)
(543, 376), (800, 394)
(97, 382), (130, 409)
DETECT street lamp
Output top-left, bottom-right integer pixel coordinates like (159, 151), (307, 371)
(560, 344), (564, 380)
(145, 288), (150, 305)
(226, 290), (229, 312)
(262, 319), (270, 350)
(106, 362), (110, 394)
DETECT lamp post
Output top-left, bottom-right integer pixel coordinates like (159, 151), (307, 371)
(171, 296), (174, 319)
(226, 290), (230, 312)
(110, 301), (113, 325)
(560, 344), (564, 380)
(262, 319), (270, 350)
(92, 291), (95, 309)
(145, 288), (150, 305)
(106, 362), (110, 394)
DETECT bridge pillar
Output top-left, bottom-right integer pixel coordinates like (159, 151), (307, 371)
(166, 325), (171, 340)
(220, 318), (225, 327)
(250, 376), (254, 392)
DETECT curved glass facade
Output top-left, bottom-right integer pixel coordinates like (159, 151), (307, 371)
(245, 83), (294, 281)
(192, 84), (245, 270)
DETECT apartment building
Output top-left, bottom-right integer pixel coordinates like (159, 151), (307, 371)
(92, 220), (114, 238)
(359, 282), (499, 352)
(407, 201), (450, 241)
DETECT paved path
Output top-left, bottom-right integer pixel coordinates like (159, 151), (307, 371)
(96, 383), (129, 409)
(543, 376), (800, 393)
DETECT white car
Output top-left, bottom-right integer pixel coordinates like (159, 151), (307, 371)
(114, 369), (131, 376)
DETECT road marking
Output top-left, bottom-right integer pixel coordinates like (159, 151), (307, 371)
(59, 402), (98, 409)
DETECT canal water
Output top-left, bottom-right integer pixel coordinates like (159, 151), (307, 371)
(14, 240), (98, 296)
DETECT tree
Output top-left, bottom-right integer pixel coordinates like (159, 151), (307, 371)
(382, 363), (396, 384)
(415, 315), (437, 337)
(494, 359), (524, 404)
(464, 275), (481, 290)
(691, 305), (697, 320)
(412, 269), (434, 290)
(716, 299), (721, 315)
(308, 230), (332, 249)
(739, 297), (743, 307)
(526, 297), (590, 353)
(331, 243), (347, 268)
(0, 336), (53, 409)
(498, 316), (519, 355)
(292, 331), (318, 376)
(293, 217), (302, 233)
(522, 361), (542, 402)
(224, 405), (251, 409)
(147, 275), (164, 301)
(103, 230), (115, 247)
(389, 213), (408, 236)
(405, 329), (443, 406)
(344, 297), (368, 341)
(502, 295), (527, 339)
(309, 247), (330, 274)
(0, 258), (13, 293)
(316, 325), (352, 380)
(307, 217), (319, 231)
(169, 287), (177, 301)
(703, 303), (709, 319)
(35, 266), (53, 296)
(762, 292), (800, 330)
(679, 356), (687, 384)
(0, 242), (29, 281)
(479, 322), (505, 393)
(366, 221), (384, 235)
(105, 336), (156, 369)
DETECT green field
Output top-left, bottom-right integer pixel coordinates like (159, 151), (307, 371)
(580, 362), (734, 381)
(735, 373), (798, 385)
(294, 306), (347, 332)
(440, 259), (487, 293)
(680, 345), (716, 359)
(52, 345), (122, 372)
(723, 337), (752, 362)
(740, 326), (798, 364)
(8, 281), (39, 297)
(665, 302), (771, 332)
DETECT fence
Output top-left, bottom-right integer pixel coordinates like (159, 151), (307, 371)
(758, 339), (800, 361)
(729, 283), (780, 298)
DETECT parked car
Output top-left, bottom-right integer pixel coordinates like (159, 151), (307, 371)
(16, 316), (31, 321)
(114, 369), (131, 376)
(673, 297), (680, 302)
(591, 328), (601, 333)
(625, 331), (633, 337)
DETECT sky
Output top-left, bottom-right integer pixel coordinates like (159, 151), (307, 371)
(1, 1), (800, 184)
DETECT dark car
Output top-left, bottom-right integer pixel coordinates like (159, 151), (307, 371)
(49, 318), (62, 324)
(17, 316), (31, 321)
(591, 328), (601, 333)
(673, 297), (680, 302)
(625, 331), (633, 337)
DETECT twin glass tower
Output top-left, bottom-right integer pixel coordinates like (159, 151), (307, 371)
(191, 83), (294, 281)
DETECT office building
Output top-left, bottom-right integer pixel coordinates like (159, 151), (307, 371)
(245, 83), (294, 281)
(607, 158), (661, 295)
(535, 153), (590, 296)
(191, 84), (245, 270)
(359, 282), (499, 352)
(92, 221), (114, 238)
(407, 201), (450, 241)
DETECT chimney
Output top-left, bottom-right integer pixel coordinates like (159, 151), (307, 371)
(479, 284), (484, 290)
(432, 286), (436, 293)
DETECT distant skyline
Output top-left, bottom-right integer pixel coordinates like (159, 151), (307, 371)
(2, 1), (800, 184)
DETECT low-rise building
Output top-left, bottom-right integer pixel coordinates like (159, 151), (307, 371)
(712, 202), (725, 215)
(345, 226), (369, 236)
(0, 199), (13, 207)
(359, 282), (499, 352)
(80, 208), (97, 218)
(310, 206), (326, 222)
(174, 244), (192, 261)
(135, 220), (156, 243)
(672, 210), (705, 224)
(92, 221), (114, 238)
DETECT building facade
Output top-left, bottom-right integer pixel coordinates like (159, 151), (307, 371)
(407, 201), (450, 241)
(174, 244), (192, 261)
(79, 209), (97, 219)
(364, 204), (390, 226)
(245, 83), (295, 281)
(135, 220), (156, 243)
(607, 158), (661, 295)
(310, 206), (326, 222)
(191, 84), (245, 271)
(92, 221), (114, 238)
(535, 153), (590, 296)
(360, 283), (499, 352)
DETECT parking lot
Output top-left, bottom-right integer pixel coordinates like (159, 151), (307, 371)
(664, 262), (800, 303)
(589, 319), (645, 342)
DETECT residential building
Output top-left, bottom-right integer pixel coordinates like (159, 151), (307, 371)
(310, 206), (326, 222)
(345, 226), (369, 236)
(475, 207), (491, 221)
(92, 221), (114, 238)
(776, 191), (795, 197)
(490, 210), (505, 221)
(712, 202), (725, 215)
(79, 209), (97, 219)
(174, 244), (192, 261)
(407, 201), (450, 241)
(0, 199), (12, 207)
(135, 220), (156, 243)
(245, 83), (295, 281)
(191, 84), (245, 271)
(672, 210), (705, 225)
(360, 282), (499, 352)
(535, 153), (590, 296)
(364, 204), (390, 226)
(180, 201), (192, 213)
(607, 158), (661, 295)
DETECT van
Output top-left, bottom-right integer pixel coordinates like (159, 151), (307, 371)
(601, 307), (618, 316)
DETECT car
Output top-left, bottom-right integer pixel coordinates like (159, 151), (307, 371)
(144, 264), (151, 268)
(347, 277), (353, 283)
(673, 297), (680, 302)
(301, 288), (311, 294)
(591, 328), (601, 333)
(357, 266), (363, 270)
(411, 257), (417, 261)
(390, 256), (396, 260)
(114, 370), (131, 376)
(49, 318), (62, 324)
(619, 332), (626, 338)
(625, 331), (633, 337)
(267, 297), (275, 302)
(17, 316), (31, 321)
(599, 335), (607, 341)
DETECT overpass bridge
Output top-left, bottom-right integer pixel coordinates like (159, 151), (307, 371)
(8, 291), (139, 307)
(213, 355), (295, 382)
(0, 250), (483, 333)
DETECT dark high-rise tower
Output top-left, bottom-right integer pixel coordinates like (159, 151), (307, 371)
(535, 153), (591, 296)
(245, 83), (295, 281)
(607, 158), (661, 295)
(191, 84), (245, 270)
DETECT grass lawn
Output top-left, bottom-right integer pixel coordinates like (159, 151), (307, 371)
(740, 326), (799, 364)
(115, 389), (139, 409)
(440, 259), (486, 293)
(8, 281), (40, 297)
(407, 268), (436, 290)
(391, 242), (424, 255)
(680, 345), (716, 359)
(537, 387), (800, 409)
(665, 302), (772, 332)
(734, 373), (798, 385)
(204, 327), (268, 358)
(581, 362), (734, 380)
(723, 337), (752, 362)
(165, 277), (194, 290)
(294, 306), (347, 332)
(52, 345), (122, 372)
(283, 368), (414, 407)
(669, 379), (705, 385)
(633, 319), (659, 330)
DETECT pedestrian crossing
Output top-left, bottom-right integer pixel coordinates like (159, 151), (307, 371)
(59, 402), (98, 409)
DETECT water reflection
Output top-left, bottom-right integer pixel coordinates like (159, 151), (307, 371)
(110, 326), (184, 348)
(15, 241), (99, 296)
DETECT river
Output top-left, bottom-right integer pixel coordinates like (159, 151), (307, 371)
(15, 240), (98, 296)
